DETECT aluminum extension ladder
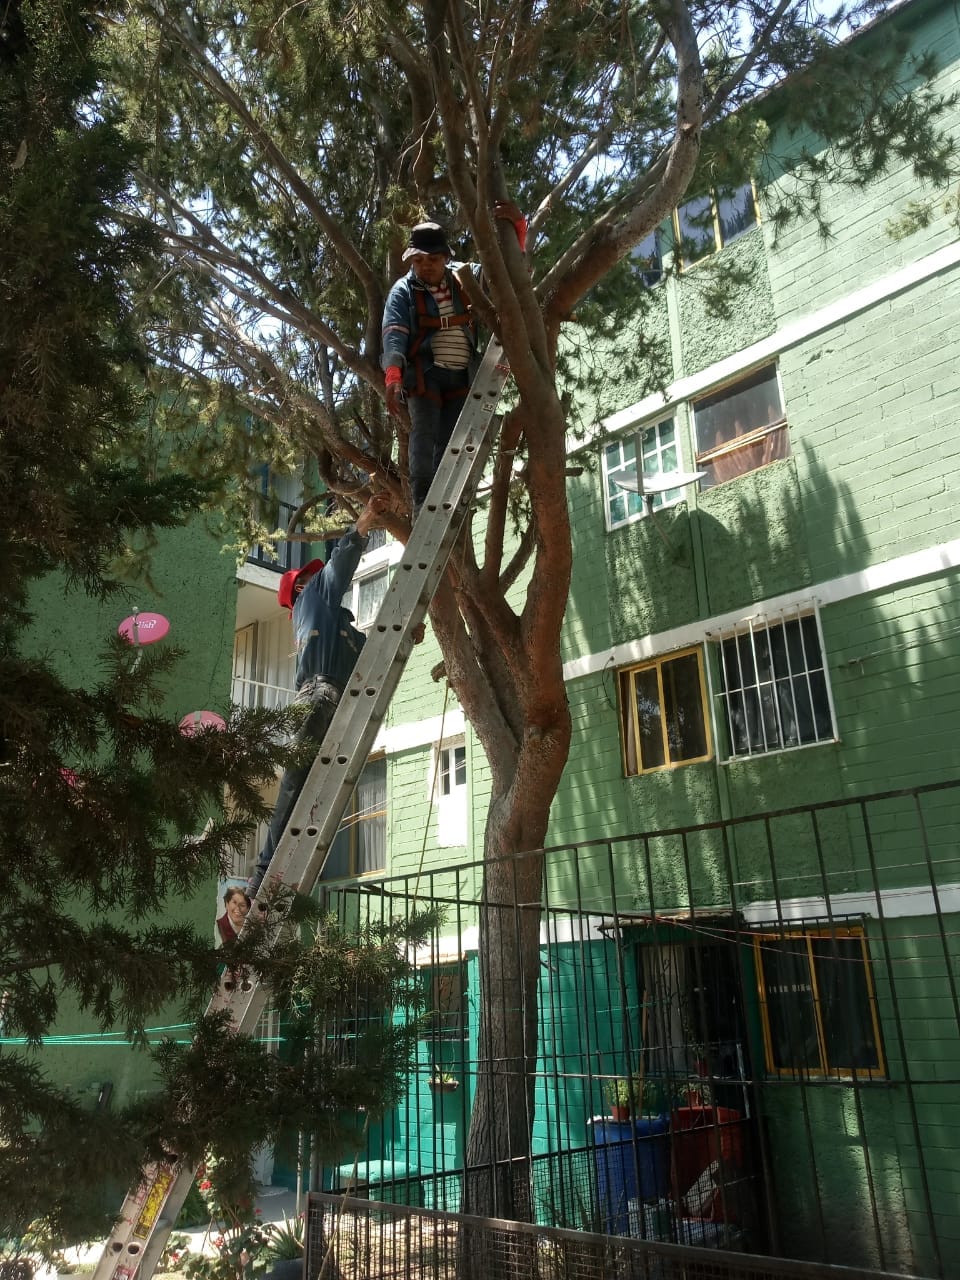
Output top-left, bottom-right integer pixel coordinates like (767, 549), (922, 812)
(91, 338), (509, 1280)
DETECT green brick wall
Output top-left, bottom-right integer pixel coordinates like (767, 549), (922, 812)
(756, 913), (960, 1274)
(21, 522), (238, 1108)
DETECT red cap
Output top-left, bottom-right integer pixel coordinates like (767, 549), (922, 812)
(277, 558), (324, 610)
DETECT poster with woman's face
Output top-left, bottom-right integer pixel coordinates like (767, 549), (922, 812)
(216, 877), (251, 948)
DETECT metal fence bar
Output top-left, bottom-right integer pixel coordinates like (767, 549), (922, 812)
(306, 1192), (934, 1280)
(311, 779), (960, 1279)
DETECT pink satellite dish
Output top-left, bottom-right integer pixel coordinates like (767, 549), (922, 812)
(118, 612), (170, 645)
(179, 710), (227, 736)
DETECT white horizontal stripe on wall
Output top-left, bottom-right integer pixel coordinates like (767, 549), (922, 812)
(741, 881), (960, 924)
(563, 538), (960, 682)
(583, 238), (960, 445)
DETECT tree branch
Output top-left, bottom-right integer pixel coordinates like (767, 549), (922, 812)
(153, 0), (384, 354)
(542, 0), (704, 324)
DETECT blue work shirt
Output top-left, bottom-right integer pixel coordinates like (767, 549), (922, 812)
(292, 525), (368, 692)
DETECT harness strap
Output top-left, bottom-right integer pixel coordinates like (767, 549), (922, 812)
(408, 283), (475, 396)
(419, 384), (471, 406)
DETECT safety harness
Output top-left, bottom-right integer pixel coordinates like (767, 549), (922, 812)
(407, 279), (476, 400)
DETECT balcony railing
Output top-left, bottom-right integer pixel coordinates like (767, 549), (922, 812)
(231, 674), (295, 712)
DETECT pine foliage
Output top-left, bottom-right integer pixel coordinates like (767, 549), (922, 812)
(0, 0), (425, 1248)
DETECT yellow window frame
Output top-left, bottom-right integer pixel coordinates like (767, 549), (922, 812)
(618, 645), (713, 776)
(673, 180), (760, 268)
(753, 927), (887, 1079)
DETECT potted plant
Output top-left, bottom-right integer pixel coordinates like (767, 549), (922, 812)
(678, 1076), (713, 1108)
(429, 1067), (460, 1093)
(603, 1077), (634, 1122)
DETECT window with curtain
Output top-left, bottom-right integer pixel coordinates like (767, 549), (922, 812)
(693, 363), (789, 489)
(754, 928), (886, 1077)
(618, 647), (712, 775)
(342, 565), (390, 631)
(322, 756), (386, 879)
(231, 617), (297, 713)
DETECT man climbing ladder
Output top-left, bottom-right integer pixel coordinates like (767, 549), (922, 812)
(246, 491), (390, 898)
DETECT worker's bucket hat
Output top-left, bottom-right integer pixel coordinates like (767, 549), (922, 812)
(278, 558), (324, 611)
(402, 221), (453, 262)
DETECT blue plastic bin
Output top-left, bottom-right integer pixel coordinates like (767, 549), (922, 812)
(594, 1117), (670, 1235)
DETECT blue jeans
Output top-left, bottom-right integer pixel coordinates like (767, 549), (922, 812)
(249, 678), (340, 892)
(407, 367), (470, 508)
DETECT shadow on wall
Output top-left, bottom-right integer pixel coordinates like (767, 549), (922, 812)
(554, 437), (958, 868)
(694, 445), (871, 618)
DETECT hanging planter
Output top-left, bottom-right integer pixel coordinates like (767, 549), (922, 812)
(429, 1072), (460, 1093)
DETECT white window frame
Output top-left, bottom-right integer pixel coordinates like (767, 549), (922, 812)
(708, 605), (838, 761)
(431, 738), (468, 848)
(232, 616), (297, 712)
(342, 537), (401, 632)
(602, 415), (687, 531)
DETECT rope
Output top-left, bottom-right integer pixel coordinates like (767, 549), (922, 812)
(412, 676), (452, 901)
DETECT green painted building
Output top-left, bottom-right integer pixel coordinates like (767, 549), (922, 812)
(325, 0), (960, 1273)
(32, 0), (956, 1262)
(21, 520), (242, 1120)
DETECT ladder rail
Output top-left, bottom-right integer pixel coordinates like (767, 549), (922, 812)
(91, 339), (508, 1280)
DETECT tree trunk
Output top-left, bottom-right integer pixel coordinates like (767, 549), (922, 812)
(455, 707), (569, 1280)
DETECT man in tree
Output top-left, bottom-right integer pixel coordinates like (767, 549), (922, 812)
(246, 490), (391, 897)
(382, 202), (526, 518)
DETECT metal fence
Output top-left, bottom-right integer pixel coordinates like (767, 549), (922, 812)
(305, 1194), (927, 1280)
(309, 780), (960, 1279)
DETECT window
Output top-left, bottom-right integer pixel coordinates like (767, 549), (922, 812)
(630, 228), (663, 287)
(603, 417), (685, 529)
(619, 647), (712, 775)
(232, 617), (296, 712)
(247, 465), (311, 574)
(420, 963), (468, 1040)
(322, 756), (386, 879)
(355, 568), (389, 629)
(675, 182), (758, 267)
(342, 564), (390, 630)
(439, 743), (466, 796)
(754, 928), (886, 1078)
(713, 611), (835, 759)
(341, 534), (397, 630)
(434, 740), (468, 847)
(693, 364), (789, 489)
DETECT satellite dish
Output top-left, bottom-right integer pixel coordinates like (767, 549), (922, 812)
(613, 470), (705, 495)
(118, 612), (170, 645)
(179, 710), (227, 736)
